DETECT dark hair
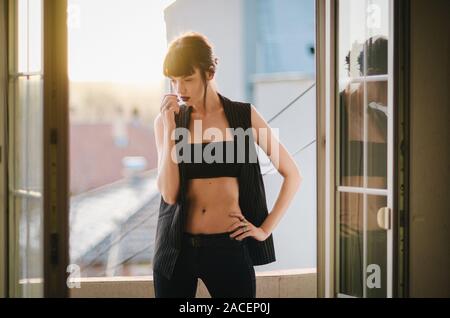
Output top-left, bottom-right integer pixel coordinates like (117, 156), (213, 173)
(163, 31), (219, 104)
(357, 36), (387, 76)
(344, 36), (388, 76)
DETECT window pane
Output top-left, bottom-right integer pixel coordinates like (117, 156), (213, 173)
(366, 0), (389, 76)
(337, 0), (391, 298)
(14, 76), (43, 191)
(339, 192), (363, 297)
(28, 0), (43, 72)
(338, 0), (366, 187)
(367, 80), (387, 188)
(338, 0), (366, 80)
(366, 195), (387, 297)
(339, 82), (364, 187)
(18, 0), (42, 72)
(13, 195), (43, 297)
(17, 0), (28, 72)
(9, 0), (44, 298)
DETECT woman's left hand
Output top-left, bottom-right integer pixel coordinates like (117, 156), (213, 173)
(228, 212), (270, 242)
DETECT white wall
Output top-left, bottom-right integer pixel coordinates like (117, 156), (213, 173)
(254, 77), (316, 270)
(164, 0), (246, 101)
(251, 73), (315, 121)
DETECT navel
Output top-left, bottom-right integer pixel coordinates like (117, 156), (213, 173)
(201, 207), (207, 214)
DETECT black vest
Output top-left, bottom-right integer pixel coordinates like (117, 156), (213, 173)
(152, 92), (276, 280)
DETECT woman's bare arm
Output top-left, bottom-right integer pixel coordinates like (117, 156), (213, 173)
(154, 96), (181, 205)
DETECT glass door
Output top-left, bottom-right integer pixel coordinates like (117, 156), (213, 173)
(336, 0), (393, 297)
(7, 0), (44, 297)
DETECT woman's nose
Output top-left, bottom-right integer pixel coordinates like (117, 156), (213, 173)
(172, 82), (185, 94)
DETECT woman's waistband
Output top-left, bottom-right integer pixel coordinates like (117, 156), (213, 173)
(182, 231), (246, 248)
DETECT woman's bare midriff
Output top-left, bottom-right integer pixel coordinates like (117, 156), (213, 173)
(184, 176), (242, 234)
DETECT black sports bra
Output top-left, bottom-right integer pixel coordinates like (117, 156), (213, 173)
(184, 140), (242, 180)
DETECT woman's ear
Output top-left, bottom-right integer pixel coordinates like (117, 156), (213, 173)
(207, 66), (215, 80)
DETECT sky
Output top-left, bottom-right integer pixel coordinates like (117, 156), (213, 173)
(68, 0), (175, 84)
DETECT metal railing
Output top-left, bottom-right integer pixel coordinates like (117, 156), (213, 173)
(262, 82), (316, 176)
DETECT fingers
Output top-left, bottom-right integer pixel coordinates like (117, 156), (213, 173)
(160, 104), (180, 114)
(160, 99), (180, 114)
(161, 94), (177, 107)
(228, 212), (252, 240)
(227, 212), (250, 240)
(160, 94), (179, 110)
(227, 220), (249, 233)
(229, 225), (251, 239)
(234, 231), (251, 241)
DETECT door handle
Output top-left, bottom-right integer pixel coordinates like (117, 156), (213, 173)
(377, 207), (391, 230)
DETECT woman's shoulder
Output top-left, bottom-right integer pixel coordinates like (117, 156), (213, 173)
(223, 96), (252, 115)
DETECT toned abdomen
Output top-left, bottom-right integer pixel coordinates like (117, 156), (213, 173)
(184, 177), (242, 234)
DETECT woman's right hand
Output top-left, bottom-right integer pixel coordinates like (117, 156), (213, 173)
(160, 94), (181, 131)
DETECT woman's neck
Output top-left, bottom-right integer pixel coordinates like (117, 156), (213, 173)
(191, 86), (221, 116)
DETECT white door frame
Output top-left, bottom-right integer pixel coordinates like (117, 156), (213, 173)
(316, 0), (396, 298)
(316, 0), (337, 298)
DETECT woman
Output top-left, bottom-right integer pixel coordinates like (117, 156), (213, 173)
(153, 32), (302, 298)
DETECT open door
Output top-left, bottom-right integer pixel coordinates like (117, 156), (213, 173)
(5, 0), (69, 297)
(335, 0), (394, 298)
(7, 0), (45, 297)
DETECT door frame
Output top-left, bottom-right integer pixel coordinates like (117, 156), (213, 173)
(1, 0), (69, 298)
(42, 0), (70, 298)
(316, 0), (337, 298)
(316, 0), (410, 298)
(0, 0), (8, 299)
(392, 0), (410, 298)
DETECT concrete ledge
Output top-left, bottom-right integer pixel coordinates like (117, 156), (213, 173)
(69, 268), (316, 298)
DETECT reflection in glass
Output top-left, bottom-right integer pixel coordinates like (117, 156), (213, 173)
(366, 195), (387, 297)
(339, 0), (389, 190)
(367, 80), (387, 188)
(364, 37), (388, 76)
(340, 83), (364, 187)
(366, 0), (389, 76)
(338, 0), (366, 80)
(337, 0), (391, 298)
(339, 192), (363, 297)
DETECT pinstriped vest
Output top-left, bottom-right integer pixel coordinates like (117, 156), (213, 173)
(152, 92), (276, 280)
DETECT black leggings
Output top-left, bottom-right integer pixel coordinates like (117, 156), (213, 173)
(153, 232), (256, 298)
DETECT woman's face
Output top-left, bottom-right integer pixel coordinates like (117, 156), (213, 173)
(169, 67), (211, 106)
